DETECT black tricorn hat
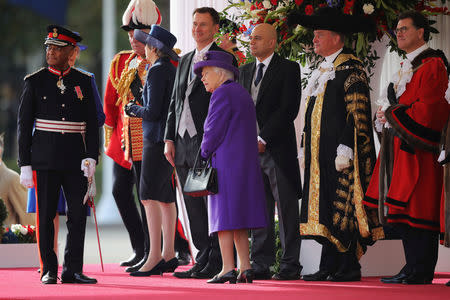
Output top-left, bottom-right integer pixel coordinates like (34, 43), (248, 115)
(288, 7), (375, 33)
(45, 25), (82, 47)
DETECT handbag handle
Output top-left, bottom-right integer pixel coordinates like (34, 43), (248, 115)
(192, 147), (212, 171)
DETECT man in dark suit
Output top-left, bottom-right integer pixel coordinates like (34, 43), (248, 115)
(164, 7), (237, 279)
(239, 23), (302, 280)
(18, 25), (99, 284)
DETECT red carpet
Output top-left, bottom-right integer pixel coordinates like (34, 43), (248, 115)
(0, 265), (449, 300)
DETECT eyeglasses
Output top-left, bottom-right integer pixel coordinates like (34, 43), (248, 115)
(395, 26), (411, 35)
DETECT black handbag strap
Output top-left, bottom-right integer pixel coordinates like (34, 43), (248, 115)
(192, 147), (212, 171)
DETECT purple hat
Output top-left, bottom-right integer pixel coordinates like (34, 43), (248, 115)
(194, 51), (239, 80)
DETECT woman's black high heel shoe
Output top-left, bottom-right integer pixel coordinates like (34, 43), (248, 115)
(162, 257), (179, 273)
(237, 269), (254, 283)
(130, 259), (165, 277)
(207, 270), (237, 284)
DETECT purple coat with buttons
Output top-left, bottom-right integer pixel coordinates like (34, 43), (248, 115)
(201, 80), (267, 234)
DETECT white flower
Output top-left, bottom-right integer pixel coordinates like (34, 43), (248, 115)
(11, 224), (21, 232)
(263, 0), (272, 9)
(19, 226), (28, 235)
(249, 9), (262, 19)
(363, 3), (375, 15)
(30, 225), (36, 230)
(294, 25), (303, 34)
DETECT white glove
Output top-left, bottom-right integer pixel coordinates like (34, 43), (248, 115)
(81, 158), (96, 178)
(438, 150), (446, 163)
(83, 176), (97, 204)
(20, 166), (34, 188)
(335, 155), (351, 172)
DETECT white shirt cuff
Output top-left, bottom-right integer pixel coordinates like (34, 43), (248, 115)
(337, 144), (354, 160)
(258, 136), (267, 145)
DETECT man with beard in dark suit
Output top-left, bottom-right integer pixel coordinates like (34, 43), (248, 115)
(239, 23), (302, 280)
(164, 7), (237, 279)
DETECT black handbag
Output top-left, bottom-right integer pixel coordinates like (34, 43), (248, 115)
(183, 148), (218, 197)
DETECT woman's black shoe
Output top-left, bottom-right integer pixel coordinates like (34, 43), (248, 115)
(162, 257), (179, 273)
(130, 259), (165, 277)
(207, 270), (237, 284)
(237, 269), (254, 283)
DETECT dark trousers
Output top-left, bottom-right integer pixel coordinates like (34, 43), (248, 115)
(175, 134), (221, 268)
(35, 169), (87, 276)
(112, 162), (147, 255)
(251, 152), (301, 274)
(394, 224), (439, 279)
(319, 241), (360, 274)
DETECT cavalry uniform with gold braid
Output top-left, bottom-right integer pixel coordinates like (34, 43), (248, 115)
(301, 50), (382, 275)
(103, 50), (149, 264)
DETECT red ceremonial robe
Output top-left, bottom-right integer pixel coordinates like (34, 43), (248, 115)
(365, 50), (450, 232)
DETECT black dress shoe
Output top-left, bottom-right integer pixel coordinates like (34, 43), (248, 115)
(252, 269), (272, 280)
(41, 271), (57, 284)
(130, 259), (165, 277)
(162, 257), (179, 273)
(61, 273), (97, 284)
(207, 270), (237, 284)
(173, 263), (204, 278)
(302, 270), (331, 281)
(120, 252), (144, 267)
(237, 269), (254, 283)
(272, 271), (301, 280)
(402, 273), (433, 285)
(446, 280), (450, 286)
(380, 272), (409, 284)
(176, 252), (191, 266)
(191, 263), (221, 279)
(126, 253), (148, 273)
(328, 269), (361, 282)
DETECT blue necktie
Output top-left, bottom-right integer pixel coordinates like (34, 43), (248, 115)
(254, 63), (264, 86)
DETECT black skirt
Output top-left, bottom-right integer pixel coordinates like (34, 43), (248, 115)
(139, 141), (176, 203)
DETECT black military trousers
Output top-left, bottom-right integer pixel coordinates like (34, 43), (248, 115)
(175, 134), (221, 268)
(112, 162), (146, 255)
(35, 169), (88, 276)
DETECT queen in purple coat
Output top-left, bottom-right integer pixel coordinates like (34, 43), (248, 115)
(194, 51), (267, 284)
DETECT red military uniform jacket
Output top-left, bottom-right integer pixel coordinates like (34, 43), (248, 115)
(103, 50), (147, 169)
(365, 49), (450, 231)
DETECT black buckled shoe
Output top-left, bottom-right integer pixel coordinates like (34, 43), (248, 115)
(41, 271), (58, 284)
(191, 263), (221, 279)
(173, 263), (204, 279)
(61, 273), (97, 284)
(120, 252), (144, 267)
(328, 269), (361, 282)
(381, 271), (409, 284)
(302, 270), (331, 281)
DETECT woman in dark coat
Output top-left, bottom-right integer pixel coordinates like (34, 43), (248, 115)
(125, 25), (179, 276)
(194, 51), (267, 284)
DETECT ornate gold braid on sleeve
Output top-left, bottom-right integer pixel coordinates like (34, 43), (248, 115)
(115, 53), (138, 107)
(103, 125), (113, 149)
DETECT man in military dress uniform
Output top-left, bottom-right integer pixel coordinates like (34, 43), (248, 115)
(103, 0), (162, 272)
(18, 25), (99, 284)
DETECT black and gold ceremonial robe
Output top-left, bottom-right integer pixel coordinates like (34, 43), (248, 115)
(300, 51), (383, 258)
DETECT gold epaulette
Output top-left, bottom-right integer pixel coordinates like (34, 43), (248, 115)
(24, 67), (46, 80)
(73, 67), (93, 77)
(334, 53), (362, 68)
(109, 50), (134, 90)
